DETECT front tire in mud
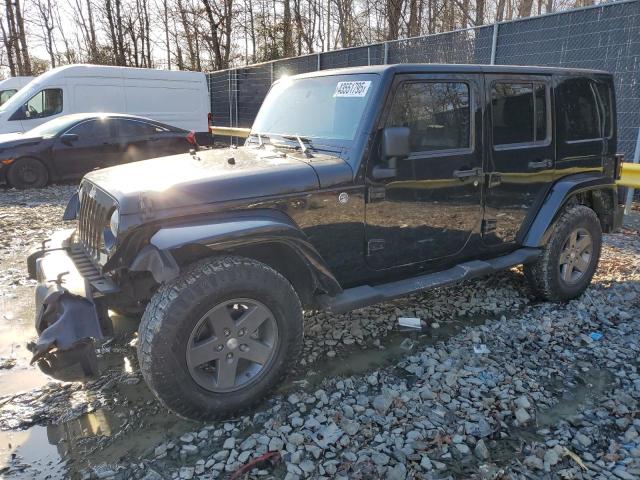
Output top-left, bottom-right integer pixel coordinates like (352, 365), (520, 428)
(137, 256), (303, 420)
(524, 205), (602, 302)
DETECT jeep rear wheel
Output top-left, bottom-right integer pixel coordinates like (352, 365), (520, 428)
(524, 205), (602, 302)
(137, 256), (303, 420)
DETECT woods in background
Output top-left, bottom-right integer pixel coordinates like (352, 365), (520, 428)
(1, 0), (599, 76)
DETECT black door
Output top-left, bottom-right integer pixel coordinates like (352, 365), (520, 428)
(365, 73), (484, 270)
(51, 118), (117, 178)
(112, 119), (161, 164)
(483, 75), (555, 246)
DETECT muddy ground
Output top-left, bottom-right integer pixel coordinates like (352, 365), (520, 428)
(0, 185), (639, 480)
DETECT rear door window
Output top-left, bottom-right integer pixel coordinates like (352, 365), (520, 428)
(491, 82), (548, 147)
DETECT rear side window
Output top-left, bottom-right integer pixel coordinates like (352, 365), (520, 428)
(492, 82), (548, 146)
(594, 82), (613, 138)
(386, 81), (470, 153)
(558, 78), (600, 141)
(116, 119), (158, 137)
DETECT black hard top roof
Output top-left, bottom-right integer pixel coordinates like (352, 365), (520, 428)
(292, 63), (611, 78)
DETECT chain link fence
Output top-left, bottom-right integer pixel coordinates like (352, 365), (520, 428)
(207, 0), (640, 199)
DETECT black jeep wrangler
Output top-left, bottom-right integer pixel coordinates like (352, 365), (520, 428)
(28, 64), (624, 420)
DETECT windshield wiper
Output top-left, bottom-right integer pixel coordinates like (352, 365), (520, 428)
(280, 135), (314, 158)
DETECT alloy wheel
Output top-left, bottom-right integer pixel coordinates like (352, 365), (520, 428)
(558, 227), (593, 285)
(186, 298), (278, 392)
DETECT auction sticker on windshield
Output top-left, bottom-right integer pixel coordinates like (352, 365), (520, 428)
(334, 81), (371, 97)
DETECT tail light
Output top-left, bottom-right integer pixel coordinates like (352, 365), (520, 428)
(207, 113), (212, 127)
(186, 131), (197, 146)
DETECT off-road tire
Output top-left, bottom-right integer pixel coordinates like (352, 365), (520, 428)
(137, 256), (303, 420)
(524, 205), (602, 302)
(7, 157), (49, 189)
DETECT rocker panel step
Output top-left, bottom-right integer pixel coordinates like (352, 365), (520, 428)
(321, 248), (540, 314)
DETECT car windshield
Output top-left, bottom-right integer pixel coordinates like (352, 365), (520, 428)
(0, 83), (37, 113)
(27, 115), (89, 137)
(251, 74), (378, 142)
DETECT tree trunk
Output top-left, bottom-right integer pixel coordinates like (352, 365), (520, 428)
(475, 0), (485, 25)
(283, 0), (293, 56)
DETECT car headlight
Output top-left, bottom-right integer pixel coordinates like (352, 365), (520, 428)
(109, 209), (119, 237)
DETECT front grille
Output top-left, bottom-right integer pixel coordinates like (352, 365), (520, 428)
(77, 183), (113, 264)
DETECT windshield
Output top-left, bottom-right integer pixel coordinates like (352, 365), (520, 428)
(252, 74), (378, 142)
(0, 89), (18, 106)
(0, 83), (38, 113)
(27, 115), (86, 137)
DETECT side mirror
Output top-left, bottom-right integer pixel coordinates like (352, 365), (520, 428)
(60, 133), (79, 145)
(382, 126), (410, 159)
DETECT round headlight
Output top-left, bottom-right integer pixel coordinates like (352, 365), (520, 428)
(109, 209), (119, 236)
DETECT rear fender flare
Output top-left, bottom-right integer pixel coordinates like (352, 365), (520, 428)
(522, 173), (617, 247)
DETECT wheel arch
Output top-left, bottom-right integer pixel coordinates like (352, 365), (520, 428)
(522, 173), (620, 248)
(8, 155), (54, 185)
(127, 210), (343, 309)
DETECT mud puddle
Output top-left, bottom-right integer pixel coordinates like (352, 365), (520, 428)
(282, 313), (491, 393)
(0, 311), (493, 478)
(481, 367), (617, 475)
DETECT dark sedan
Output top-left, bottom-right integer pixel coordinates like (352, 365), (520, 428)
(0, 113), (195, 188)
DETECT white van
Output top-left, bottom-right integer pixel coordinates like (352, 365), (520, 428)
(0, 65), (210, 134)
(0, 76), (34, 106)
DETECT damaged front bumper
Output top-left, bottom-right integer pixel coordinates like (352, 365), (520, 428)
(27, 229), (118, 380)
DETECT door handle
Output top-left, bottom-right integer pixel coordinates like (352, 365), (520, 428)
(453, 167), (482, 179)
(528, 159), (553, 170)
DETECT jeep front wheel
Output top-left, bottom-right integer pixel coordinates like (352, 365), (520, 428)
(524, 205), (602, 302)
(137, 256), (303, 420)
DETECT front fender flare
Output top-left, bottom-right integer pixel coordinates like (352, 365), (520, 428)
(131, 210), (342, 295)
(521, 173), (618, 247)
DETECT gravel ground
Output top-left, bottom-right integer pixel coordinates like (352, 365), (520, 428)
(0, 184), (639, 480)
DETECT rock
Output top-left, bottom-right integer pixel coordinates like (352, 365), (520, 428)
(373, 394), (393, 414)
(182, 444), (198, 456)
(367, 374), (378, 386)
(223, 437), (236, 449)
(474, 439), (490, 460)
(288, 394), (301, 404)
(574, 432), (592, 447)
(179, 467), (195, 479)
(180, 433), (195, 443)
(623, 427), (638, 443)
(514, 408), (531, 424)
(299, 460), (315, 473)
(269, 437), (285, 451)
(154, 444), (168, 457)
(387, 463), (407, 480)
(612, 467), (636, 480)
(523, 455), (543, 470)
(289, 433), (305, 446)
(543, 447), (561, 469)
(372, 452), (390, 466)
(454, 443), (471, 456)
(514, 396), (531, 409)
(420, 455), (433, 471)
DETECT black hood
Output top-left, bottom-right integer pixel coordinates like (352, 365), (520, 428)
(0, 132), (45, 152)
(84, 146), (353, 215)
